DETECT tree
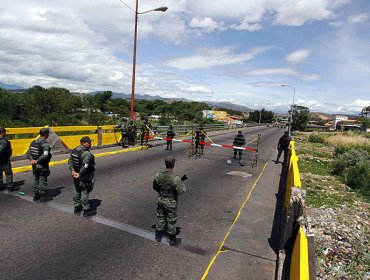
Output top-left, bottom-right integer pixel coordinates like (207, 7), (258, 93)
(360, 106), (370, 118)
(247, 109), (274, 123)
(291, 105), (310, 131)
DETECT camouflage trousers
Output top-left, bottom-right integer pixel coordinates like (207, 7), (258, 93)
(32, 167), (49, 195)
(72, 179), (91, 211)
(156, 197), (178, 235)
(0, 160), (13, 189)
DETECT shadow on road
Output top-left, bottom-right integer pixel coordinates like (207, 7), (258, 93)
(268, 159), (289, 279)
(89, 199), (102, 211)
(46, 186), (65, 198)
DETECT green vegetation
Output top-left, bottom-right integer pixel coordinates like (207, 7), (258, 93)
(0, 86), (215, 127)
(247, 108), (274, 123)
(296, 132), (370, 279)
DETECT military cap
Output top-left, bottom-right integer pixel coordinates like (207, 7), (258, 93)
(80, 136), (94, 143)
(165, 155), (175, 165)
(0, 127), (8, 133)
(39, 128), (50, 134)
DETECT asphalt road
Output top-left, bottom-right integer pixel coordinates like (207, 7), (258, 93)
(0, 126), (285, 280)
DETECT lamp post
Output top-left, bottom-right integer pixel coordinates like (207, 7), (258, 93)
(130, 1), (168, 120)
(281, 84), (296, 136)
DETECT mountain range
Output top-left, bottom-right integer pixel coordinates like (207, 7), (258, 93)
(0, 82), (252, 113)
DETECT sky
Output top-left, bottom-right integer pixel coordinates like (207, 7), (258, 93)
(1, 0), (370, 115)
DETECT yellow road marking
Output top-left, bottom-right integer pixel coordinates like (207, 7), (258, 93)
(12, 146), (146, 174)
(200, 161), (269, 280)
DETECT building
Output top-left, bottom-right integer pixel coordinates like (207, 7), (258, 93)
(202, 110), (228, 121)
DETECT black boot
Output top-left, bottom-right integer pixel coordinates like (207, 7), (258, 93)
(33, 193), (40, 201)
(74, 206), (83, 213)
(83, 209), (97, 217)
(155, 231), (162, 242)
(169, 235), (181, 246)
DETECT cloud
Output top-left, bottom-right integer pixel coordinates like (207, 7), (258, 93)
(189, 17), (226, 32)
(181, 85), (213, 95)
(246, 68), (320, 81)
(164, 46), (272, 70)
(348, 13), (369, 24)
(286, 49), (311, 63)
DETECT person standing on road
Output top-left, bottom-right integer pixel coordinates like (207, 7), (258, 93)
(153, 156), (187, 246)
(195, 125), (206, 155)
(0, 127), (19, 192)
(165, 125), (175, 151)
(68, 136), (97, 217)
(26, 128), (52, 202)
(276, 131), (291, 163)
(233, 130), (246, 161)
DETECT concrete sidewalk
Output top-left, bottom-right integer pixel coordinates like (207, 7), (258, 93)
(201, 151), (283, 280)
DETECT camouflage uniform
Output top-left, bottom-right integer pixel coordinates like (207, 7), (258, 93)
(0, 127), (15, 191)
(153, 156), (186, 244)
(26, 129), (51, 201)
(68, 139), (96, 215)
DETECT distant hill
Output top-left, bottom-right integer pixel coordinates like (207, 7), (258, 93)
(94, 91), (252, 113)
(0, 82), (24, 91)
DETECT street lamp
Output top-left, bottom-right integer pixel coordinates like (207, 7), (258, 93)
(130, 1), (168, 120)
(281, 84), (296, 136)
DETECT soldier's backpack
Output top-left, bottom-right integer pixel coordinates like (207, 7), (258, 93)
(70, 148), (84, 171)
(29, 139), (45, 160)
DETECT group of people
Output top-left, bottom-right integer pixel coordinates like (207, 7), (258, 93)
(0, 127), (97, 217)
(1, 126), (188, 244)
(117, 121), (137, 148)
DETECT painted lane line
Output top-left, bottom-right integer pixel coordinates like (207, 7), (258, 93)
(3, 190), (210, 257)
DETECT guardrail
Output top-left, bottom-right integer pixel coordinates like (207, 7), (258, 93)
(280, 140), (315, 280)
(6, 124), (240, 157)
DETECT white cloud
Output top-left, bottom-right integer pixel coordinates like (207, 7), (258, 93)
(286, 49), (311, 63)
(246, 68), (320, 81)
(189, 17), (226, 32)
(164, 46), (272, 70)
(181, 85), (213, 95)
(348, 13), (369, 23)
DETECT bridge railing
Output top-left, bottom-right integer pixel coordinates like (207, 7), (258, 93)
(7, 125), (117, 156)
(280, 140), (316, 280)
(6, 123), (243, 157)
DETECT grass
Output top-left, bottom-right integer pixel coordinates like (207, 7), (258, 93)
(294, 132), (370, 279)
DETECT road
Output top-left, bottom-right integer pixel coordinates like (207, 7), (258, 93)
(0, 126), (285, 280)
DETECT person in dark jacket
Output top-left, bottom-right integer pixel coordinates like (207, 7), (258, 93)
(0, 127), (19, 191)
(276, 131), (291, 163)
(68, 136), (97, 217)
(165, 125), (175, 151)
(26, 128), (52, 202)
(233, 131), (246, 160)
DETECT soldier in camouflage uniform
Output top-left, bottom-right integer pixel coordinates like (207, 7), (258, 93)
(68, 136), (97, 217)
(26, 128), (52, 202)
(0, 127), (19, 192)
(153, 156), (187, 246)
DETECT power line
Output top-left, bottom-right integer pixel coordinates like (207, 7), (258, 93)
(119, 0), (135, 13)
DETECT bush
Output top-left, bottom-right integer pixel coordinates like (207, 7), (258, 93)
(343, 162), (370, 192)
(332, 148), (370, 175)
(308, 132), (325, 143)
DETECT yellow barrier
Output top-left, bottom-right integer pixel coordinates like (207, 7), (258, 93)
(290, 227), (310, 280)
(7, 126), (121, 156)
(285, 141), (301, 208)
